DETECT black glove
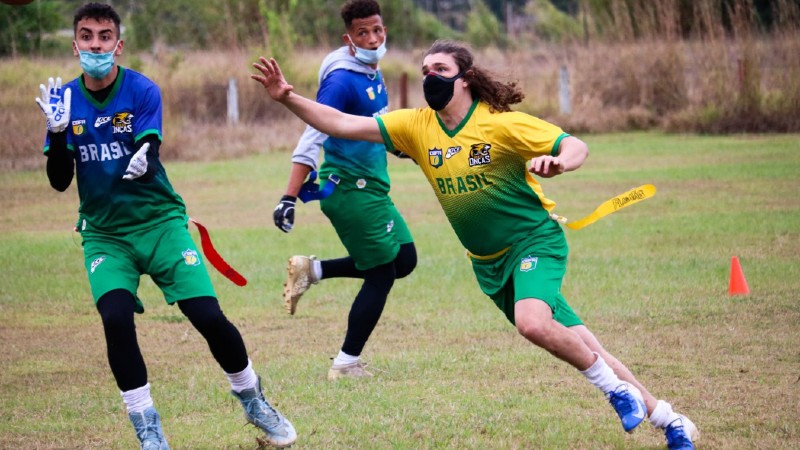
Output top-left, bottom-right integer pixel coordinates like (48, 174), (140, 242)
(390, 149), (417, 164)
(273, 195), (296, 233)
(390, 149), (411, 159)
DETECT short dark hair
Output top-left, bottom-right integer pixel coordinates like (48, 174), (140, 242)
(340, 0), (381, 28)
(73, 2), (121, 38)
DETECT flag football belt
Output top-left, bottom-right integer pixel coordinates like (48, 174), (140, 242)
(298, 171), (339, 203)
(190, 218), (247, 286)
(550, 184), (656, 230)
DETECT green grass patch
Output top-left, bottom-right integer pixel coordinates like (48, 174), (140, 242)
(1, 132), (799, 449)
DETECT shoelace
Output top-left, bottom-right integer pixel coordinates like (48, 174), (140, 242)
(666, 421), (690, 447)
(245, 395), (284, 431)
(133, 413), (162, 445)
(608, 389), (634, 415)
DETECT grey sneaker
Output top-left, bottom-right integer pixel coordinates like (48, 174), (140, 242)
(231, 377), (297, 448)
(327, 361), (373, 381)
(283, 255), (318, 315)
(128, 407), (170, 450)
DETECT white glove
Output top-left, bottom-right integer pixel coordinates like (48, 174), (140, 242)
(123, 143), (150, 180)
(35, 77), (71, 133)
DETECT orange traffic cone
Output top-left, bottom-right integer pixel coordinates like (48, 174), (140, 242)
(728, 256), (750, 296)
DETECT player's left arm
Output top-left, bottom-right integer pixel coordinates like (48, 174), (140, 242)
(125, 134), (161, 182)
(124, 81), (163, 182)
(530, 136), (588, 179)
(555, 136), (589, 172)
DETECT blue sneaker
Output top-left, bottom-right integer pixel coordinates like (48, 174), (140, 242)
(232, 377), (297, 448)
(665, 415), (698, 450)
(607, 383), (647, 433)
(128, 407), (170, 450)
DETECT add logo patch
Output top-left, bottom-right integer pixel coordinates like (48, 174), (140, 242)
(182, 249), (201, 266)
(72, 119), (86, 135)
(520, 256), (538, 272)
(428, 148), (443, 168)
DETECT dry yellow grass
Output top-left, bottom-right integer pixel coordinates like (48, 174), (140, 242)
(2, 35), (799, 171)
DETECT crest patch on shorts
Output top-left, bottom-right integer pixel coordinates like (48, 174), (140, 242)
(90, 256), (106, 274)
(520, 256), (538, 272)
(182, 248), (201, 266)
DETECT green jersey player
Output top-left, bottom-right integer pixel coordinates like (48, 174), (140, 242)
(36, 3), (295, 448)
(252, 39), (697, 450)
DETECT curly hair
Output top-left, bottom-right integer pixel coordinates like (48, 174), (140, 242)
(73, 2), (121, 38)
(424, 40), (524, 113)
(341, 0), (381, 28)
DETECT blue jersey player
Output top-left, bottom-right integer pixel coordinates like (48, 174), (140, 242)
(274, 0), (417, 380)
(35, 3), (295, 449)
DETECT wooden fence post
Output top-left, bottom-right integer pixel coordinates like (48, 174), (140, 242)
(399, 72), (408, 109)
(559, 65), (572, 115)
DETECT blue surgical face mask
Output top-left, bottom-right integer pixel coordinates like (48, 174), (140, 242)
(78, 41), (119, 79)
(348, 35), (386, 65)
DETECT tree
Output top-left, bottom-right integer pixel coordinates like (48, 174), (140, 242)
(0, 2), (65, 57)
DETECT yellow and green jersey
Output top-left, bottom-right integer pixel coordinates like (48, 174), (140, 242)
(377, 100), (568, 258)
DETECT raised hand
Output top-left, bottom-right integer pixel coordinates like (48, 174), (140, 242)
(251, 57), (294, 102)
(35, 77), (71, 133)
(122, 143), (150, 180)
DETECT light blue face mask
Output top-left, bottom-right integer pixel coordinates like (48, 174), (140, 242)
(78, 41), (119, 79)
(348, 36), (386, 65)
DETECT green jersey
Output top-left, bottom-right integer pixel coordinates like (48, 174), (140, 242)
(44, 67), (187, 235)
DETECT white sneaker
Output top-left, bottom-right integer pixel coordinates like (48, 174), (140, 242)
(283, 255), (317, 315)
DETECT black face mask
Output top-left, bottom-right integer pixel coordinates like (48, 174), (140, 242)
(423, 71), (464, 111)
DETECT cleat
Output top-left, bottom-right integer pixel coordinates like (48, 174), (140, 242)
(128, 407), (170, 450)
(231, 377), (297, 448)
(607, 383), (647, 433)
(327, 361), (373, 381)
(283, 255), (318, 315)
(665, 415), (698, 450)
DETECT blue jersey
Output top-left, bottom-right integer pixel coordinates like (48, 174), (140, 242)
(43, 67), (186, 234)
(317, 68), (389, 188)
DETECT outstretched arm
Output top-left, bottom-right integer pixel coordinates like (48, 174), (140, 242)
(251, 57), (384, 144)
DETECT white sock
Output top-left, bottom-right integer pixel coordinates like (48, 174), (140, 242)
(649, 400), (681, 429)
(312, 259), (322, 282)
(121, 383), (154, 414)
(333, 351), (359, 367)
(580, 353), (622, 394)
(225, 359), (258, 393)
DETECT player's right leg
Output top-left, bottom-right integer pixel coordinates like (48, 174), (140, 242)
(97, 290), (169, 450)
(283, 255), (320, 315)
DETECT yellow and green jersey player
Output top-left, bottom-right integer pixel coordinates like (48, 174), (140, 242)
(376, 100), (577, 326)
(252, 39), (698, 450)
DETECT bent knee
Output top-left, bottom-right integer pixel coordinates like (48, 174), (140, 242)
(515, 320), (554, 346)
(394, 243), (417, 279)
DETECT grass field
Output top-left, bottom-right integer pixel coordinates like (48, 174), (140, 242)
(1, 132), (799, 449)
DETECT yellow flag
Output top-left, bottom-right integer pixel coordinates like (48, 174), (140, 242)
(563, 184), (657, 230)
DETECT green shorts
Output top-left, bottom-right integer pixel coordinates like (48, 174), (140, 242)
(470, 228), (582, 327)
(320, 175), (413, 271)
(81, 219), (216, 313)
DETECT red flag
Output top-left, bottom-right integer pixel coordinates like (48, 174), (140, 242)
(190, 218), (247, 286)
